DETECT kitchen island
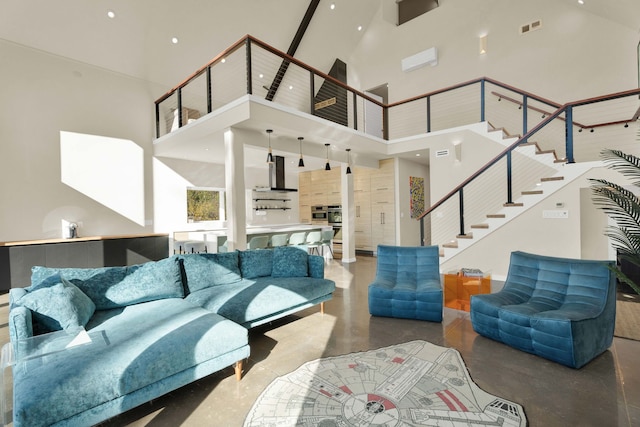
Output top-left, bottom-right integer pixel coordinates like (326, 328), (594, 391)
(173, 224), (333, 253)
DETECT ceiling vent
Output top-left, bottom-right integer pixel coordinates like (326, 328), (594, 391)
(520, 19), (542, 35)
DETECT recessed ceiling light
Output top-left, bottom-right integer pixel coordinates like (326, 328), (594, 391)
(578, 0), (584, 4)
(221, 58), (226, 63)
(171, 37), (179, 44)
(259, 73), (264, 79)
(330, 3), (335, 10)
(107, 10), (115, 19)
(289, 85), (294, 90)
(357, 25), (363, 31)
(415, 153), (421, 157)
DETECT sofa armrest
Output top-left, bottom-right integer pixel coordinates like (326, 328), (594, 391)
(9, 287), (28, 308)
(308, 255), (324, 278)
(9, 306), (34, 351)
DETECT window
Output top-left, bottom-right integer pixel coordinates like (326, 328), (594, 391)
(187, 188), (226, 222)
(398, 0), (439, 25)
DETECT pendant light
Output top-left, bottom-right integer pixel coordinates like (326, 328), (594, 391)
(345, 148), (352, 174)
(324, 143), (331, 171)
(266, 129), (274, 164)
(298, 137), (305, 167)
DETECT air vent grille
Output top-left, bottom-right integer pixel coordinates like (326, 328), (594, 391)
(435, 149), (450, 158)
(520, 19), (542, 34)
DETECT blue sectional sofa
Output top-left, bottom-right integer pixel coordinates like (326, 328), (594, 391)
(470, 251), (616, 368)
(7, 246), (335, 427)
(368, 245), (443, 322)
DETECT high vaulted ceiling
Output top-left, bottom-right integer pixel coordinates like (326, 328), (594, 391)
(0, 0), (381, 92)
(2, 0), (638, 95)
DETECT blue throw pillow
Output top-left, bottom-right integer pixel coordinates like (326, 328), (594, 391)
(272, 246), (309, 278)
(19, 274), (96, 333)
(181, 252), (242, 293)
(31, 265), (128, 310)
(239, 249), (273, 279)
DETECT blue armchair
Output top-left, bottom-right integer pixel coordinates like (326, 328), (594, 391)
(470, 251), (616, 368)
(368, 245), (443, 322)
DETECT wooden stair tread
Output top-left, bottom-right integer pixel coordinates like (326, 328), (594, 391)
(503, 203), (524, 207)
(457, 233), (473, 239)
(442, 242), (458, 248)
(541, 176), (564, 182)
(522, 190), (543, 195)
(487, 214), (505, 218)
(471, 223), (489, 229)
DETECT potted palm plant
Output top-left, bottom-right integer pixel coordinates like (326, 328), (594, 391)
(590, 148), (640, 295)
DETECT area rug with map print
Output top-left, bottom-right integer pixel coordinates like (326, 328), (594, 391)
(244, 340), (527, 426)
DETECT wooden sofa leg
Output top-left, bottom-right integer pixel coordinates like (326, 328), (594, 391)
(235, 360), (243, 381)
(320, 302), (325, 314)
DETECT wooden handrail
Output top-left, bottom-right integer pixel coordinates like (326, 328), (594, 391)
(417, 87), (640, 222)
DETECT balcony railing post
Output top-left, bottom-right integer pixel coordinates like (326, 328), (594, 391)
(480, 79), (486, 122)
(383, 104), (389, 140)
(507, 152), (513, 204)
(206, 66), (212, 114)
(177, 88), (183, 128)
(426, 95), (431, 133)
(458, 188), (465, 236)
(309, 71), (315, 116)
(155, 102), (160, 139)
(245, 38), (253, 95)
(420, 217), (425, 246)
(565, 106), (575, 163)
(353, 92), (358, 131)
(522, 94), (528, 142)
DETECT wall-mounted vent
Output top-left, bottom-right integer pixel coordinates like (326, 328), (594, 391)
(435, 149), (450, 158)
(520, 19), (542, 35)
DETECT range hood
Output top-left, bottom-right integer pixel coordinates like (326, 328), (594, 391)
(258, 155), (298, 192)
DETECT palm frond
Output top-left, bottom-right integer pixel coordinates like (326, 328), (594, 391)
(589, 178), (640, 230)
(600, 149), (640, 186)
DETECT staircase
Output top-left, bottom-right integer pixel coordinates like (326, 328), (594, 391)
(437, 123), (599, 263)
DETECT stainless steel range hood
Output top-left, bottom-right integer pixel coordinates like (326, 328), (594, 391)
(260, 155), (298, 192)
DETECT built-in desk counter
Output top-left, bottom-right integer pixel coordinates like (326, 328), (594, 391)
(0, 234), (169, 292)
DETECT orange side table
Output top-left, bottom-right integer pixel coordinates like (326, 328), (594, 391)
(444, 272), (491, 312)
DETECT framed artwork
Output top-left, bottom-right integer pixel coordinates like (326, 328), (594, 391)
(410, 176), (425, 218)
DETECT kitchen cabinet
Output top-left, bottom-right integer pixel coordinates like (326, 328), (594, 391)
(370, 159), (396, 250)
(326, 168), (341, 205)
(310, 169), (328, 206)
(298, 172), (312, 223)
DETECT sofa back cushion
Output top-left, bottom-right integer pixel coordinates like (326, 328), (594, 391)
(272, 246), (308, 277)
(375, 245), (441, 286)
(239, 249), (273, 279)
(17, 274), (96, 334)
(30, 256), (184, 310)
(180, 251), (242, 293)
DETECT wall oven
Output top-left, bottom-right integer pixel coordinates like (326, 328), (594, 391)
(311, 205), (328, 223)
(327, 205), (342, 225)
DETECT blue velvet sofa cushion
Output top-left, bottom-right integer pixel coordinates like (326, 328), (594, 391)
(272, 246), (308, 277)
(13, 298), (249, 427)
(185, 276), (335, 327)
(368, 245), (443, 322)
(181, 252), (242, 293)
(30, 257), (184, 310)
(17, 274), (96, 334)
(470, 251), (616, 368)
(239, 249), (273, 279)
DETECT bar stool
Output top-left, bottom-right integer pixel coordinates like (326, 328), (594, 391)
(184, 240), (206, 253)
(305, 231), (322, 255)
(247, 236), (269, 250)
(288, 232), (307, 246)
(270, 234), (289, 247)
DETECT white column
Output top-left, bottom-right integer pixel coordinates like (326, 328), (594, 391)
(341, 164), (356, 263)
(224, 128), (247, 251)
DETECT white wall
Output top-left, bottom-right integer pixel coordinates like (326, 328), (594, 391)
(0, 40), (160, 242)
(349, 0), (639, 103)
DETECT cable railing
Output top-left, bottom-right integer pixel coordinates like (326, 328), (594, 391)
(154, 35), (640, 248)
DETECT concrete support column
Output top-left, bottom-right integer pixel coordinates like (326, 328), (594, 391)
(224, 128), (247, 250)
(341, 164), (356, 263)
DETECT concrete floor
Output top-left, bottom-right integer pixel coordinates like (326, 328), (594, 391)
(2, 256), (639, 426)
